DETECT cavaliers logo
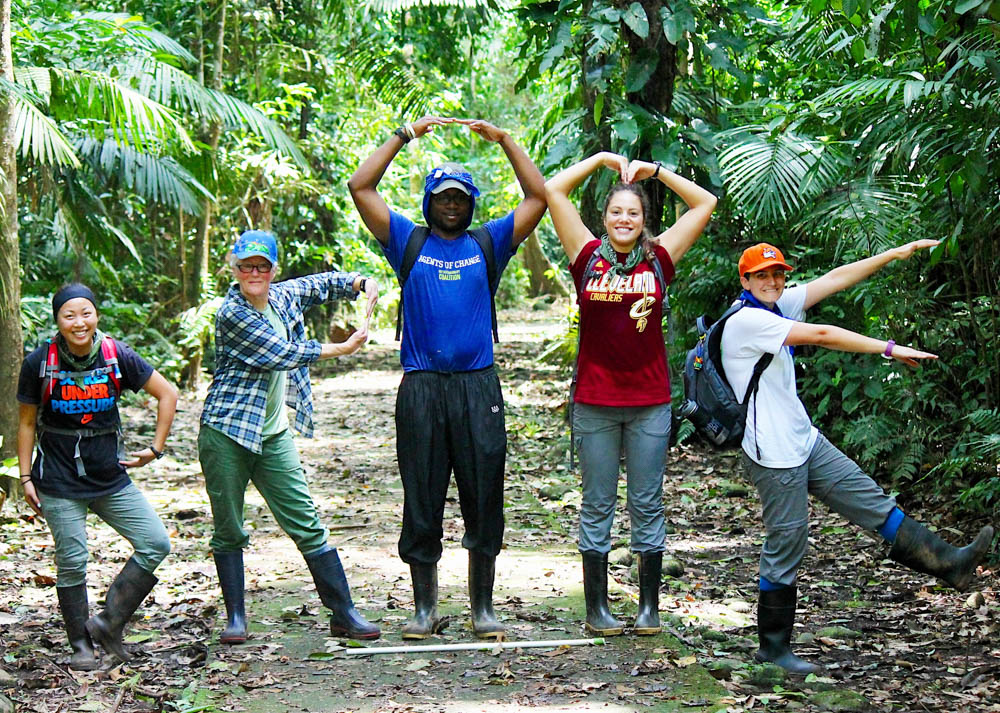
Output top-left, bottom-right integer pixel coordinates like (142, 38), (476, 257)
(629, 295), (656, 333)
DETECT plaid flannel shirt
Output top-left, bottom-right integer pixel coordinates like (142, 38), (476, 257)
(201, 271), (360, 453)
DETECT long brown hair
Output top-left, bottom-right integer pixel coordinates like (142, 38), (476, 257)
(602, 183), (656, 262)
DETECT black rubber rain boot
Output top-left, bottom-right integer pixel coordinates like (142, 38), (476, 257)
(469, 552), (504, 639)
(889, 519), (993, 592)
(581, 551), (624, 636)
(755, 587), (820, 675)
(56, 584), (99, 671)
(305, 549), (380, 640)
(402, 563), (445, 640)
(85, 558), (157, 663)
(213, 550), (247, 644)
(634, 552), (662, 635)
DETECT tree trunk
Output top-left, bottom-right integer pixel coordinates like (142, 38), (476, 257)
(520, 232), (569, 298)
(623, 0), (676, 233)
(0, 0), (21, 503)
(184, 0), (227, 387)
(578, 0), (613, 230)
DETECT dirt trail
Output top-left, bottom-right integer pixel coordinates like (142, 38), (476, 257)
(1, 305), (997, 712)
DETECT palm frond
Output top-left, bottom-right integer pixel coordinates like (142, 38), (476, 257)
(339, 39), (434, 118)
(205, 89), (308, 169)
(718, 127), (845, 224)
(0, 78), (80, 167)
(49, 68), (196, 154)
(78, 13), (197, 64)
(75, 137), (212, 215)
(797, 178), (925, 254)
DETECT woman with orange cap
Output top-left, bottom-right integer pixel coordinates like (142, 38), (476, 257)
(722, 240), (993, 673)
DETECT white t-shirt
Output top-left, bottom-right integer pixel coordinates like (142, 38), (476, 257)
(721, 284), (818, 468)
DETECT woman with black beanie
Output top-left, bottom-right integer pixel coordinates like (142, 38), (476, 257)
(16, 283), (178, 669)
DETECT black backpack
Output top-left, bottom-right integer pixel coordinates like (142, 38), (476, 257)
(395, 225), (500, 343)
(675, 302), (773, 455)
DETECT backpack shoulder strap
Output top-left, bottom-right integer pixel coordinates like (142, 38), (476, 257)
(395, 225), (431, 341)
(705, 301), (749, 390)
(100, 336), (122, 393)
(743, 352), (774, 404)
(469, 226), (499, 343)
(40, 339), (59, 407)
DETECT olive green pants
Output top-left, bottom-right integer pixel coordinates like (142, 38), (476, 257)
(198, 426), (328, 555)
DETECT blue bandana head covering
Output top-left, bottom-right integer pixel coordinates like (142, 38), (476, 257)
(422, 163), (480, 231)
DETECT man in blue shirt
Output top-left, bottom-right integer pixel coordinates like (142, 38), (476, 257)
(349, 116), (546, 639)
(200, 230), (382, 643)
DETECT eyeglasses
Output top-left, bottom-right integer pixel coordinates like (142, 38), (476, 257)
(431, 192), (471, 206)
(236, 263), (273, 274)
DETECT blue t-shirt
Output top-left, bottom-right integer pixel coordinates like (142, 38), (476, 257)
(383, 210), (515, 372)
(17, 339), (154, 499)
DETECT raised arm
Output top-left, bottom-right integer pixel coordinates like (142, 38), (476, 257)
(348, 116), (453, 245)
(784, 322), (937, 368)
(17, 403), (42, 518)
(544, 152), (628, 264)
(121, 370), (178, 468)
(626, 160), (717, 265)
(459, 119), (546, 247)
(803, 239), (940, 310)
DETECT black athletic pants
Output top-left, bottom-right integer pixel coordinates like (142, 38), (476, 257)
(395, 366), (507, 565)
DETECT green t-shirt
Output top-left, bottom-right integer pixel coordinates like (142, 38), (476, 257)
(261, 305), (290, 436)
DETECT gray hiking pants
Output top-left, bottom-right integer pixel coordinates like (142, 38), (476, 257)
(38, 482), (170, 587)
(743, 432), (896, 587)
(573, 402), (671, 554)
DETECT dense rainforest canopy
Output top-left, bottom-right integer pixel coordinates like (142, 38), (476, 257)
(0, 0), (998, 517)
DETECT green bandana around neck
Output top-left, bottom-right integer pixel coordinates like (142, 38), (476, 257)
(56, 329), (107, 383)
(599, 233), (644, 277)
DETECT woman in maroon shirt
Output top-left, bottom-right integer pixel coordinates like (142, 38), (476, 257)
(545, 153), (716, 635)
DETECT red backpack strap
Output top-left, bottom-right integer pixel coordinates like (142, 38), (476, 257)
(100, 336), (122, 394)
(40, 340), (59, 407)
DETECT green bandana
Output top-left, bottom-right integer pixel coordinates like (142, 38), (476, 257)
(599, 233), (644, 277)
(56, 330), (107, 386)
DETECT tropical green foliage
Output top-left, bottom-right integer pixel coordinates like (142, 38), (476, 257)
(1, 0), (997, 515)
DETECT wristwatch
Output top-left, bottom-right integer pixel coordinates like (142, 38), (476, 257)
(358, 278), (367, 293)
(150, 446), (165, 459)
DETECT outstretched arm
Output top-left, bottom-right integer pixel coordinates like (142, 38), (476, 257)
(784, 322), (937, 368)
(544, 152), (628, 264)
(803, 239), (940, 310)
(458, 119), (546, 247)
(626, 160), (717, 265)
(348, 117), (453, 245)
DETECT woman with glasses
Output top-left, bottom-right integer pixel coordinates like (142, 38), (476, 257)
(199, 230), (382, 644)
(17, 283), (178, 668)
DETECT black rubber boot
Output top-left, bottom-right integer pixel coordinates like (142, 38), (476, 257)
(402, 563), (445, 640)
(755, 587), (820, 675)
(213, 550), (247, 644)
(469, 552), (504, 639)
(305, 549), (380, 640)
(85, 558), (157, 663)
(889, 519), (993, 592)
(634, 552), (662, 635)
(581, 551), (624, 636)
(57, 584), (99, 671)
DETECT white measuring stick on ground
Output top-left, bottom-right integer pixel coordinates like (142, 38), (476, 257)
(341, 637), (605, 656)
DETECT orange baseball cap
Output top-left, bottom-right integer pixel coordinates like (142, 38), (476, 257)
(738, 243), (793, 276)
